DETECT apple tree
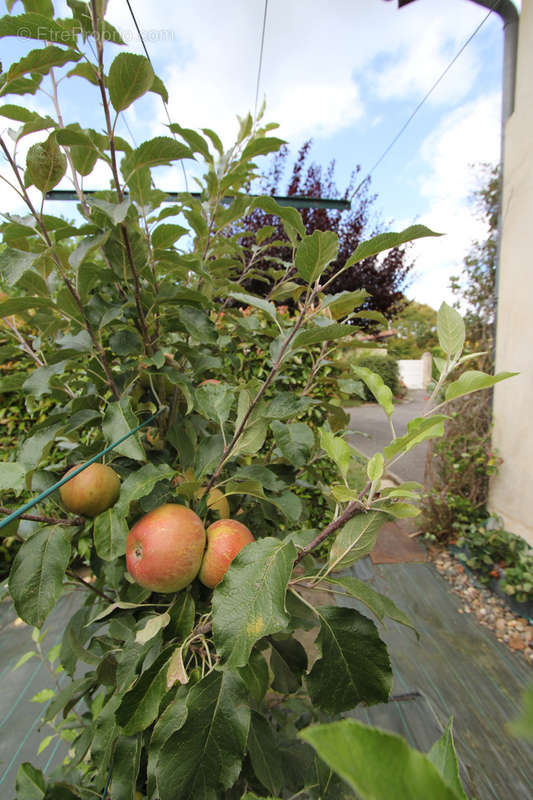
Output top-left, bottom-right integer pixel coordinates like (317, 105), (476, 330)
(0, 3), (514, 798)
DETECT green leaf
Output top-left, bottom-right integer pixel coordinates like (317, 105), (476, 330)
(384, 415), (448, 460)
(445, 370), (517, 402)
(93, 507), (129, 561)
(0, 13), (77, 44)
(109, 735), (141, 800)
(7, 46), (80, 82)
(270, 636), (307, 694)
(0, 461), (26, 495)
(22, 361), (67, 398)
(156, 671), (250, 800)
(66, 62), (98, 84)
(108, 52), (154, 111)
(248, 710), (284, 796)
(242, 137), (286, 160)
(147, 688), (189, 798)
(25, 135), (66, 192)
(136, 611), (171, 645)
(212, 537), (297, 669)
(30, 688), (55, 703)
(319, 428), (351, 480)
(329, 511), (387, 570)
(152, 223), (188, 249)
(195, 383), (234, 429)
(367, 452), (384, 482)
(271, 421), (314, 467)
(374, 500), (421, 518)
(345, 224), (442, 268)
(295, 230), (339, 283)
(264, 392), (314, 420)
(324, 575), (417, 636)
(107, 327), (141, 356)
(0, 103), (39, 121)
(428, 718), (468, 800)
(102, 398), (145, 462)
(123, 136), (193, 176)
(116, 463), (175, 515)
(177, 305), (217, 343)
(292, 323), (355, 349)
(249, 196), (305, 238)
(0, 247), (36, 286)
(37, 735), (54, 755)
(88, 197), (131, 224)
(13, 651), (36, 670)
(352, 365), (394, 416)
(238, 649), (270, 706)
(306, 606), (392, 713)
(9, 526), (71, 627)
(437, 301), (465, 357)
(229, 291), (278, 325)
(15, 762), (45, 800)
(116, 645), (174, 735)
(321, 289), (369, 319)
(18, 421), (64, 471)
(300, 719), (461, 800)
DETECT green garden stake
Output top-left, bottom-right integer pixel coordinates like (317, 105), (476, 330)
(0, 407), (166, 532)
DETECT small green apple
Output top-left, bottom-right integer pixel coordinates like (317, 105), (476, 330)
(59, 463), (120, 517)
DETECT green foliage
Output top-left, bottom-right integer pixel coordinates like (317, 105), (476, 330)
(421, 391), (497, 542)
(0, 6), (491, 798)
(450, 163), (499, 369)
(388, 299), (439, 359)
(301, 717), (466, 800)
(353, 354), (401, 400)
(455, 517), (533, 604)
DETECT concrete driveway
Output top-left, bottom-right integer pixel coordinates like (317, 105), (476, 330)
(346, 389), (429, 484)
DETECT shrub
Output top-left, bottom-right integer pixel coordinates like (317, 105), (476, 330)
(422, 391), (497, 542)
(456, 517), (533, 605)
(354, 354), (401, 399)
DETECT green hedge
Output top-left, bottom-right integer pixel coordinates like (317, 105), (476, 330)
(354, 355), (401, 400)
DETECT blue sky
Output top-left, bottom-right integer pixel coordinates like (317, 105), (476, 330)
(0, 0), (521, 309)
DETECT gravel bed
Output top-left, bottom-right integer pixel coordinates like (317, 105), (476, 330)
(428, 545), (533, 667)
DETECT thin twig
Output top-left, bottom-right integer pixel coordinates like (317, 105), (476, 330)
(66, 570), (114, 603)
(0, 507), (84, 526)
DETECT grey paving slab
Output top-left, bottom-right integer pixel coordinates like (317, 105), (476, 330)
(339, 557), (533, 800)
(0, 589), (83, 794)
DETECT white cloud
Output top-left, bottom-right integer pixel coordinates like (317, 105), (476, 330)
(104, 0), (496, 148)
(405, 92), (501, 308)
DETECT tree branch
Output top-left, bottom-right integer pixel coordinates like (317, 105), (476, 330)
(0, 506), (84, 526)
(294, 499), (366, 564)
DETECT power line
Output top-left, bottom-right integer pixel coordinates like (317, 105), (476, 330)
(349, 0), (501, 202)
(254, 0), (269, 121)
(124, 0), (189, 191)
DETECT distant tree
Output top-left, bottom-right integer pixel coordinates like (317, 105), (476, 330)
(234, 141), (412, 320)
(388, 300), (438, 358)
(450, 163), (499, 366)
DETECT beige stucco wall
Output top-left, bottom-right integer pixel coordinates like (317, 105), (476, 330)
(489, 0), (533, 546)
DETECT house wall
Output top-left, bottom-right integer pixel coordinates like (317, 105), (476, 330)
(489, 0), (533, 546)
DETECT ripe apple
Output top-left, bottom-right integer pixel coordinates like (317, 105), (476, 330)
(198, 378), (220, 386)
(126, 504), (206, 593)
(199, 519), (254, 589)
(59, 463), (120, 517)
(194, 486), (230, 519)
